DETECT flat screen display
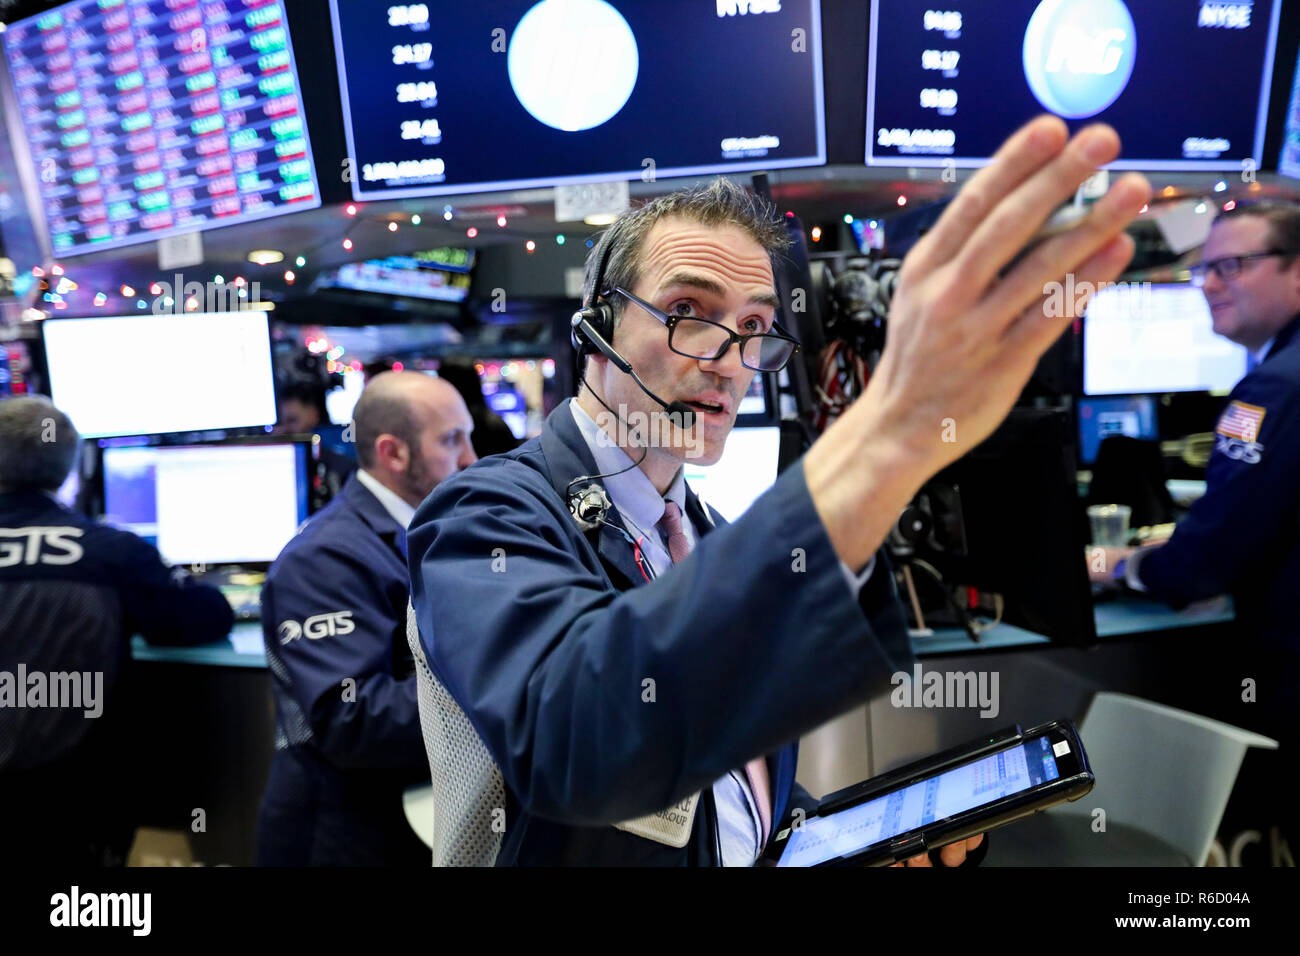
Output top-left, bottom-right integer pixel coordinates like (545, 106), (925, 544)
(1279, 46), (1300, 179)
(315, 257), (472, 302)
(683, 425), (780, 523)
(102, 442), (307, 565)
(1077, 396), (1158, 464)
(866, 0), (1282, 170)
(777, 735), (1062, 867)
(328, 0), (826, 200)
(42, 311), (277, 437)
(1083, 283), (1249, 396)
(2, 0), (321, 257)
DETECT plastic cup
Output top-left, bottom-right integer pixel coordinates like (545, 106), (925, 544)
(1088, 504), (1132, 548)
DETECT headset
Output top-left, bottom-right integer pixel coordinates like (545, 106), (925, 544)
(565, 230), (696, 541)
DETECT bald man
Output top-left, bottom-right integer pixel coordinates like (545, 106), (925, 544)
(257, 373), (476, 865)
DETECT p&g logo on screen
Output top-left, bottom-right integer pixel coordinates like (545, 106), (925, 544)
(1023, 0), (1136, 119)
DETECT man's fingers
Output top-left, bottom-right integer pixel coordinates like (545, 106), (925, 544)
(905, 851), (933, 867)
(904, 115), (1069, 281)
(953, 124), (1122, 296)
(984, 173), (1150, 325)
(939, 842), (968, 867)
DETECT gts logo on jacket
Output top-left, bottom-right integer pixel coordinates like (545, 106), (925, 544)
(278, 611), (355, 644)
(1215, 435), (1263, 465)
(0, 527), (85, 568)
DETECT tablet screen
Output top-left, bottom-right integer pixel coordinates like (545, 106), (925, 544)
(777, 735), (1063, 867)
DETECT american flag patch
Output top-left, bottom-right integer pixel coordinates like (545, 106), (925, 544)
(1216, 400), (1267, 442)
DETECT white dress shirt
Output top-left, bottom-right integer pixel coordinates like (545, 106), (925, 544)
(355, 469), (416, 529)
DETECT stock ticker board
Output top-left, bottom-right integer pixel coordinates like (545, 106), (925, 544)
(2, 0), (321, 257)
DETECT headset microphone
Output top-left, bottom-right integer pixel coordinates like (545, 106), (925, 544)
(569, 310), (697, 430)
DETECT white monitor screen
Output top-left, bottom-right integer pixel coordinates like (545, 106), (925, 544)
(683, 427), (781, 524)
(1083, 284), (1249, 396)
(102, 443), (308, 566)
(42, 312), (277, 438)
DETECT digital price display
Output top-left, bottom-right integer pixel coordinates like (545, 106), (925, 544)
(329, 0), (825, 200)
(1280, 47), (1300, 180)
(1, 0), (321, 257)
(867, 0), (1282, 169)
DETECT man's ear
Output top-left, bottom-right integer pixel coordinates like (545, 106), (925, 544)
(375, 434), (410, 472)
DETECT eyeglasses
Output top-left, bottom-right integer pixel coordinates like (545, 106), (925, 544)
(610, 287), (801, 373)
(1189, 250), (1286, 287)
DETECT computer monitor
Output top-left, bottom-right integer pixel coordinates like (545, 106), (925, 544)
(683, 426), (781, 524)
(1077, 396), (1159, 466)
(101, 442), (309, 567)
(42, 312), (277, 438)
(1083, 283), (1249, 396)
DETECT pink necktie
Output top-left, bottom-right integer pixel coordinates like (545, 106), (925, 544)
(657, 500), (772, 848)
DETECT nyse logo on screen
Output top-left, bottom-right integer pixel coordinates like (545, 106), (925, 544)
(716, 0), (781, 16)
(1023, 0), (1136, 119)
(1199, 2), (1252, 29)
(278, 611), (355, 644)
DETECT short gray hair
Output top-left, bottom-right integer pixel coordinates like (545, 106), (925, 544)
(582, 177), (792, 321)
(0, 396), (79, 493)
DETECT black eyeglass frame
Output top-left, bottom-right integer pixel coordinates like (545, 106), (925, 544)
(607, 286), (801, 372)
(1189, 250), (1288, 286)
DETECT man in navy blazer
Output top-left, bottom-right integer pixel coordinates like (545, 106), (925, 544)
(408, 117), (1151, 865)
(259, 372), (476, 865)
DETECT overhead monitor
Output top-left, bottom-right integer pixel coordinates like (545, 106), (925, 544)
(328, 0), (826, 200)
(1280, 44), (1300, 179)
(1083, 283), (1249, 396)
(1, 0), (321, 257)
(314, 257), (472, 303)
(866, 0), (1282, 170)
(683, 425), (781, 523)
(101, 442), (308, 566)
(42, 311), (277, 438)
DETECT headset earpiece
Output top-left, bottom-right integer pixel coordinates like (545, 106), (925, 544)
(570, 300), (615, 356)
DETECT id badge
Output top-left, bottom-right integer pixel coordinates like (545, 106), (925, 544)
(614, 792), (700, 848)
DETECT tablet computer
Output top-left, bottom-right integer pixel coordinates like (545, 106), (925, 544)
(774, 720), (1093, 866)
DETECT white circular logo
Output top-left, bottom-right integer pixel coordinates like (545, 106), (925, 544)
(1023, 0), (1136, 119)
(508, 0), (639, 132)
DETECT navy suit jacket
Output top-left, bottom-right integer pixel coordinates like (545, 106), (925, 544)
(259, 474), (429, 865)
(408, 400), (914, 865)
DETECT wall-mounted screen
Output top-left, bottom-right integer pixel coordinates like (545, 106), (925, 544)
(329, 0), (826, 200)
(2, 0), (321, 256)
(866, 0), (1282, 170)
(1279, 45), (1300, 179)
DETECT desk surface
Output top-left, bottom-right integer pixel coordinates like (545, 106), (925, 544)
(133, 595), (1235, 667)
(911, 593), (1234, 656)
(131, 621), (267, 668)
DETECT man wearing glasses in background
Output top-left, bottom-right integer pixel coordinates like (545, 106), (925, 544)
(1092, 201), (1300, 860)
(409, 116), (1150, 865)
